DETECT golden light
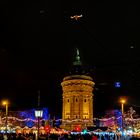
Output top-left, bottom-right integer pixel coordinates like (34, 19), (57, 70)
(119, 97), (127, 115)
(2, 100), (8, 106)
(2, 101), (8, 105)
(120, 99), (126, 104)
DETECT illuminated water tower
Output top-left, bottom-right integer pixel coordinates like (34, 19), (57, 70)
(61, 48), (95, 130)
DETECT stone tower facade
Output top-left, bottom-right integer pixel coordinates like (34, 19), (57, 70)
(61, 49), (95, 130)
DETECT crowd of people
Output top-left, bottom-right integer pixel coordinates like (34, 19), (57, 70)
(0, 132), (138, 140)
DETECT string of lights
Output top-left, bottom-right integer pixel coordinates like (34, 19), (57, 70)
(1, 117), (46, 122)
(1, 116), (140, 124)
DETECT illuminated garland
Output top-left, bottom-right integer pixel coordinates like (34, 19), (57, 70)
(1, 117), (46, 122)
(62, 119), (93, 123)
(98, 116), (122, 121)
(125, 118), (140, 121)
(1, 117), (62, 123)
(1, 116), (140, 125)
(52, 117), (140, 122)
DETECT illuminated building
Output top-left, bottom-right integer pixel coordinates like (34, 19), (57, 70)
(61, 48), (95, 130)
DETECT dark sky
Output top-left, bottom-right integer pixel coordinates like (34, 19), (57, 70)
(0, 1), (140, 117)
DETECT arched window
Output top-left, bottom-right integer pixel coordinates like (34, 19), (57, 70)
(76, 98), (78, 102)
(84, 99), (86, 102)
(68, 99), (69, 102)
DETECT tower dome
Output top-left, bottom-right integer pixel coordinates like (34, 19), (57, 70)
(69, 48), (89, 75)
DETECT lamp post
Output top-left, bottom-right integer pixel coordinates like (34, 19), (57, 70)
(120, 99), (125, 114)
(35, 109), (43, 140)
(2, 100), (9, 135)
(120, 98), (126, 130)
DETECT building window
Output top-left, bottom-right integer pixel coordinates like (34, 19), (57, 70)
(84, 99), (86, 102)
(76, 116), (77, 119)
(68, 99), (69, 102)
(85, 116), (86, 119)
(76, 98), (78, 102)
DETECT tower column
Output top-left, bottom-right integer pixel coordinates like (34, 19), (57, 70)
(79, 95), (83, 119)
(91, 96), (93, 119)
(89, 96), (93, 120)
(70, 96), (73, 119)
(62, 96), (65, 120)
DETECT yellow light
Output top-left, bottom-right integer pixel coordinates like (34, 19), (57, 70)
(120, 99), (126, 104)
(2, 100), (8, 106)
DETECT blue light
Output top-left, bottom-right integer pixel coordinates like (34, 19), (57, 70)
(122, 130), (126, 136)
(19, 108), (49, 128)
(19, 109), (36, 128)
(42, 108), (49, 120)
(115, 82), (121, 88)
(114, 110), (122, 128)
(83, 129), (87, 134)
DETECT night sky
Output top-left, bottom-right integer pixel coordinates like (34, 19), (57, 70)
(0, 1), (140, 118)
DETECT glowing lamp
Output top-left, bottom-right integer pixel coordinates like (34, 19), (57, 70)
(35, 109), (43, 140)
(120, 99), (125, 104)
(35, 110), (43, 118)
(2, 101), (8, 106)
(120, 99), (126, 104)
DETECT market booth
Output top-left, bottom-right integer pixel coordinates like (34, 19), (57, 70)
(15, 126), (22, 134)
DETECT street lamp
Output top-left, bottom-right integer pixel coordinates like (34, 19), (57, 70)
(35, 109), (43, 140)
(2, 100), (9, 135)
(120, 99), (126, 114)
(120, 98), (126, 130)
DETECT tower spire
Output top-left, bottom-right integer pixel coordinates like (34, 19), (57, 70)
(73, 48), (82, 65)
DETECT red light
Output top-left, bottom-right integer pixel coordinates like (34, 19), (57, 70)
(75, 126), (81, 132)
(45, 125), (50, 132)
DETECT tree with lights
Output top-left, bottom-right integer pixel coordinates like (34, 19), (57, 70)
(123, 107), (140, 132)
